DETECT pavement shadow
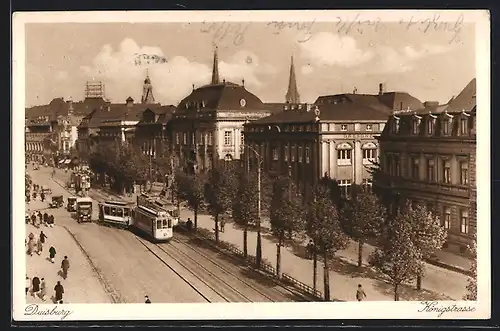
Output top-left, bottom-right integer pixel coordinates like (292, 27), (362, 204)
(372, 278), (451, 301)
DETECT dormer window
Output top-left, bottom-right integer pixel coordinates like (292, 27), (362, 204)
(442, 112), (453, 136)
(460, 111), (470, 136)
(341, 124), (348, 132)
(427, 113), (437, 136)
(412, 114), (422, 135)
(391, 116), (400, 134)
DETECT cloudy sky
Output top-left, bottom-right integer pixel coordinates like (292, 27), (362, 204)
(25, 20), (475, 107)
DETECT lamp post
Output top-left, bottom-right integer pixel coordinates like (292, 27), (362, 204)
(245, 143), (264, 269)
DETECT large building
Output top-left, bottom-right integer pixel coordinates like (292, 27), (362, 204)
(168, 47), (274, 173)
(244, 81), (425, 195)
(376, 78), (476, 252)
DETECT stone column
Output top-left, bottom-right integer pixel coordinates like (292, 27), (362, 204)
(321, 140), (328, 177)
(354, 140), (363, 185)
(329, 140), (336, 179)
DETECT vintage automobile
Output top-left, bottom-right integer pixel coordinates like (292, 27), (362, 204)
(49, 195), (64, 208)
(41, 185), (52, 195)
(76, 197), (93, 223)
(67, 196), (77, 212)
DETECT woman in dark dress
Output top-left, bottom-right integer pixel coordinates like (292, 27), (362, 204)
(32, 276), (40, 296)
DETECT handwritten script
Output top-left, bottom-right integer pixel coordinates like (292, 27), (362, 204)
(133, 53), (167, 66)
(200, 22), (250, 46)
(418, 301), (476, 317)
(266, 20), (316, 42)
(24, 304), (73, 320)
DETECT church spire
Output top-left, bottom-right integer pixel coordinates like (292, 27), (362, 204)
(211, 46), (220, 85)
(141, 69), (155, 104)
(285, 55), (300, 104)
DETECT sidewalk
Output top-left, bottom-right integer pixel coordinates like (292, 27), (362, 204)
(24, 222), (112, 304)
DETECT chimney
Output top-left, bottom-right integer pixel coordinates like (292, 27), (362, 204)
(242, 79), (245, 87)
(378, 83), (385, 95)
(126, 97), (134, 107)
(400, 102), (403, 110)
(424, 101), (439, 108)
(107, 105), (111, 112)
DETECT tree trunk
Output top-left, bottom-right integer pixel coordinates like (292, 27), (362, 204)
(243, 224), (248, 258)
(358, 241), (364, 268)
(394, 283), (400, 301)
(194, 207), (198, 231)
(214, 214), (220, 244)
(276, 231), (283, 278)
(313, 245), (318, 294)
(416, 274), (422, 290)
(323, 249), (330, 301)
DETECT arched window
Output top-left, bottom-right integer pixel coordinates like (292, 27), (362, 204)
(362, 142), (377, 163)
(337, 142), (353, 165)
(224, 154), (233, 161)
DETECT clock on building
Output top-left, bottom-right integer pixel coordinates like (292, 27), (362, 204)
(240, 98), (246, 107)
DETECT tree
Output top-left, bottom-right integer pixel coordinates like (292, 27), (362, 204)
(369, 216), (423, 301)
(232, 169), (259, 258)
(181, 171), (206, 231)
(270, 175), (305, 278)
(403, 201), (447, 290)
(308, 185), (350, 301)
(340, 184), (387, 267)
(464, 236), (477, 301)
(204, 165), (236, 244)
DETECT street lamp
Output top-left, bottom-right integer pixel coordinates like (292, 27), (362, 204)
(245, 143), (264, 269)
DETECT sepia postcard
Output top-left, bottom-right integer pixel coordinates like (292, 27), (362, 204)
(12, 10), (490, 321)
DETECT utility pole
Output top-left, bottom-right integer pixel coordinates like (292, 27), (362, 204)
(256, 161), (262, 269)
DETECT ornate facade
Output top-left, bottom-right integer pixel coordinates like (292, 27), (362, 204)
(376, 78), (476, 251)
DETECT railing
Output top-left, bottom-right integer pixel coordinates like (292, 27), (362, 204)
(281, 273), (323, 299)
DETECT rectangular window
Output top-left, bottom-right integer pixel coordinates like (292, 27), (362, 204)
(175, 133), (180, 145)
(460, 209), (469, 234)
(337, 149), (352, 165)
(366, 124), (372, 131)
(224, 131), (232, 146)
(183, 133), (187, 145)
(363, 149), (375, 160)
(395, 156), (401, 176)
(387, 154), (394, 175)
(426, 159), (435, 182)
(156, 220), (162, 230)
(305, 147), (310, 163)
(362, 178), (373, 187)
(284, 145), (289, 162)
(428, 119), (435, 135)
(207, 132), (212, 146)
(442, 120), (450, 135)
(412, 120), (420, 135)
(298, 146), (303, 162)
(339, 179), (352, 196)
(411, 156), (420, 179)
(272, 147), (279, 161)
(442, 159), (451, 184)
(341, 124), (348, 132)
(291, 145), (296, 162)
(240, 132), (244, 147)
(460, 161), (469, 185)
(461, 118), (469, 135)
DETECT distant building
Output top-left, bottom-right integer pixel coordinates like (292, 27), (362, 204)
(243, 84), (424, 195)
(376, 78), (476, 252)
(169, 47), (272, 173)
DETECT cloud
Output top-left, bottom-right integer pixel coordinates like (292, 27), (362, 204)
(299, 32), (374, 67)
(364, 43), (455, 74)
(301, 65), (313, 75)
(55, 70), (69, 81)
(80, 38), (275, 104)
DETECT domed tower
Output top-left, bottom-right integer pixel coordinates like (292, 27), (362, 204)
(141, 70), (155, 104)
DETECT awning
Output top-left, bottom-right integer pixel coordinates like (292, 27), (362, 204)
(64, 159), (71, 164)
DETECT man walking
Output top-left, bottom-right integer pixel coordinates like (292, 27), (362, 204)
(32, 276), (41, 298)
(220, 218), (225, 233)
(54, 281), (64, 303)
(61, 256), (70, 279)
(39, 278), (47, 302)
(25, 276), (30, 296)
(49, 246), (56, 263)
(356, 284), (367, 302)
(39, 231), (48, 244)
(36, 237), (43, 255)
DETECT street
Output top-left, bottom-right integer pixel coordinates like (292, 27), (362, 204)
(26, 165), (300, 303)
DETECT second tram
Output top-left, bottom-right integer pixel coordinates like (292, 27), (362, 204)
(98, 200), (135, 228)
(130, 194), (177, 242)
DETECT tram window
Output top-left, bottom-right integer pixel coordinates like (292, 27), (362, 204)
(104, 206), (110, 215)
(162, 219), (167, 229)
(110, 208), (117, 216)
(117, 208), (124, 218)
(167, 219), (172, 228)
(124, 208), (130, 217)
(156, 220), (162, 229)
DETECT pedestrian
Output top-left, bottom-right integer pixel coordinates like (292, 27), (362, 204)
(145, 295), (151, 304)
(31, 213), (36, 226)
(43, 212), (48, 225)
(186, 218), (193, 231)
(356, 284), (367, 302)
(54, 281), (64, 303)
(39, 278), (47, 301)
(48, 214), (55, 227)
(39, 231), (48, 244)
(49, 246), (56, 263)
(32, 276), (40, 297)
(307, 239), (314, 259)
(61, 256), (70, 279)
(25, 276), (30, 296)
(27, 238), (35, 256)
(41, 191), (45, 202)
(36, 238), (43, 255)
(33, 191), (37, 200)
(220, 218), (225, 233)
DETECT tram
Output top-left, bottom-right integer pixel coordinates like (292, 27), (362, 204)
(98, 200), (135, 228)
(131, 194), (177, 242)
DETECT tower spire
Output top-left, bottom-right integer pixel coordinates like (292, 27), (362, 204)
(211, 45), (220, 85)
(141, 69), (155, 104)
(285, 55), (300, 104)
